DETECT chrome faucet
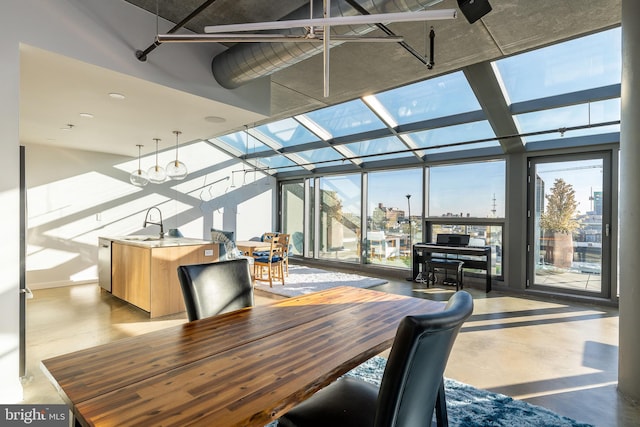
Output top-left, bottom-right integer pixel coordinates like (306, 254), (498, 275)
(143, 207), (164, 239)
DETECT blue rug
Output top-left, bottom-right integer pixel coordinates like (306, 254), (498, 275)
(266, 356), (593, 427)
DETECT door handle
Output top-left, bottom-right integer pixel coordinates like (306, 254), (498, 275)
(20, 288), (33, 299)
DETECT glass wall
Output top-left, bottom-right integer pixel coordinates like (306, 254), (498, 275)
(212, 28), (620, 178)
(426, 160), (506, 278)
(281, 182), (304, 256)
(428, 160), (505, 218)
(366, 169), (422, 268)
(281, 159), (505, 272)
(309, 179), (316, 258)
(318, 175), (361, 262)
(493, 28), (621, 103)
(282, 159), (506, 276)
(272, 27), (619, 301)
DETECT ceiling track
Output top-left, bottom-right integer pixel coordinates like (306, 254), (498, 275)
(135, 0), (220, 61)
(343, 0), (433, 68)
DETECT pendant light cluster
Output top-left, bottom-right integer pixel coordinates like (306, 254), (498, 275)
(129, 131), (188, 187)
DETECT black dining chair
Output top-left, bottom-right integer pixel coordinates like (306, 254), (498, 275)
(277, 290), (473, 427)
(177, 258), (253, 321)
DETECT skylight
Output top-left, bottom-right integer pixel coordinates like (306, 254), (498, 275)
(254, 118), (319, 148)
(248, 154), (302, 173)
(369, 71), (482, 125)
(494, 27), (621, 104)
(341, 136), (414, 164)
(293, 146), (348, 170)
(409, 121), (498, 154)
(208, 27), (621, 175)
(298, 99), (387, 139)
(515, 98), (621, 144)
(212, 130), (270, 156)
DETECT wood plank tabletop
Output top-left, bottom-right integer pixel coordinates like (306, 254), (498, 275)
(42, 286), (444, 427)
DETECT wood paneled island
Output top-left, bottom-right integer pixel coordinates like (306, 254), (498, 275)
(104, 236), (219, 318)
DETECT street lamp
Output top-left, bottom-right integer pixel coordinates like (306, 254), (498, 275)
(405, 194), (414, 281)
(406, 194), (412, 250)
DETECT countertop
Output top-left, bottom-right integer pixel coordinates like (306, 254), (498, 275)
(102, 236), (215, 248)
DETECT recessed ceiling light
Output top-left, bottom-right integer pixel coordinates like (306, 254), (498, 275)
(109, 92), (125, 100)
(79, 113), (94, 118)
(205, 115), (226, 123)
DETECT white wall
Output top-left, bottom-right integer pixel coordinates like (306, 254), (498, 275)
(25, 142), (275, 289)
(0, 31), (22, 403)
(0, 0), (271, 402)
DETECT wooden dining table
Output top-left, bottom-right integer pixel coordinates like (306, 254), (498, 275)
(41, 286), (444, 427)
(235, 240), (272, 257)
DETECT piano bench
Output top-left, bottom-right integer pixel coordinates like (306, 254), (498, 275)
(425, 258), (464, 290)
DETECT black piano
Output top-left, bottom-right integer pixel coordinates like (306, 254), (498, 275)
(412, 234), (492, 292)
(436, 233), (470, 246)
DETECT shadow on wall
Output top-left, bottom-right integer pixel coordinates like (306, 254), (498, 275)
(25, 143), (275, 288)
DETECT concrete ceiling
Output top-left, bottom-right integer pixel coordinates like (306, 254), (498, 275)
(19, 0), (621, 158)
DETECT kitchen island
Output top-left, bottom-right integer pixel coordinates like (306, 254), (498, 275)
(102, 236), (219, 318)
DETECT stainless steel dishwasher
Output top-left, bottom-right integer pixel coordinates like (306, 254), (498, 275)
(98, 237), (112, 292)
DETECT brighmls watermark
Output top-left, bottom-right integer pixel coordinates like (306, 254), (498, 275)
(1, 405), (67, 426)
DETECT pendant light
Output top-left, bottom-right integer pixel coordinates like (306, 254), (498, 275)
(130, 144), (149, 187)
(166, 130), (188, 180)
(147, 138), (166, 184)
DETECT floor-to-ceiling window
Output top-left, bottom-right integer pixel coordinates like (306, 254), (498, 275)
(365, 168), (423, 268)
(426, 160), (506, 278)
(281, 181), (304, 256)
(318, 174), (361, 262)
(309, 178), (316, 259)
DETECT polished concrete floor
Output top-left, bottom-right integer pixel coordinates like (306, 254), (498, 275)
(22, 274), (639, 427)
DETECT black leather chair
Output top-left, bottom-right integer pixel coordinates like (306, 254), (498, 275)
(278, 290), (473, 427)
(177, 258), (253, 321)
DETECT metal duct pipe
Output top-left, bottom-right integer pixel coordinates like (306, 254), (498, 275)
(211, 0), (441, 89)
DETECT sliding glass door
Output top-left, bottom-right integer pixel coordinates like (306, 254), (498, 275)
(528, 154), (611, 297)
(281, 181), (304, 256)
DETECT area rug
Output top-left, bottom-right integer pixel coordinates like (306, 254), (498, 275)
(265, 356), (594, 427)
(253, 265), (387, 297)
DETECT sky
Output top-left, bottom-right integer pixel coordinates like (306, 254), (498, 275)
(536, 159), (604, 214)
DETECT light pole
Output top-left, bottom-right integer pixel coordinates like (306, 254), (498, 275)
(406, 194), (412, 250)
(405, 194), (414, 281)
